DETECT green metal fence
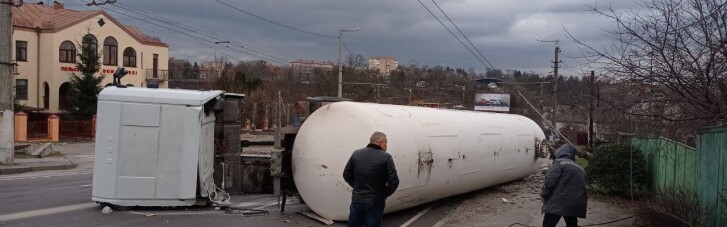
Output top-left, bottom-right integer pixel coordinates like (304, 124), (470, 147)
(696, 126), (727, 227)
(631, 136), (696, 192)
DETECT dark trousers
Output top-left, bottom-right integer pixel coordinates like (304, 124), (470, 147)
(348, 202), (384, 227)
(543, 213), (578, 227)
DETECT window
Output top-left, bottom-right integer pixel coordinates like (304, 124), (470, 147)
(103, 37), (118, 65)
(81, 34), (97, 52)
(59, 41), (76, 63)
(16, 79), (28, 100)
(16, 41), (27, 61)
(122, 47), (136, 67)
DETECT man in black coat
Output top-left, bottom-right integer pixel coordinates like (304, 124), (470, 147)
(343, 131), (400, 227)
(540, 143), (588, 227)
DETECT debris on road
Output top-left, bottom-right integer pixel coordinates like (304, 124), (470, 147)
(101, 206), (113, 214)
(299, 210), (335, 225)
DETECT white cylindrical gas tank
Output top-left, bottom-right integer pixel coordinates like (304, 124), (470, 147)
(292, 102), (549, 221)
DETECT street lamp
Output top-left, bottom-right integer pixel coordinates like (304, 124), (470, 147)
(338, 28), (360, 98)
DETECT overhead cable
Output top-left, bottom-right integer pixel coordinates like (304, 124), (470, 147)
(79, 0), (288, 64)
(109, 1), (294, 63)
(416, 0), (492, 70)
(215, 0), (338, 39)
(431, 0), (495, 70)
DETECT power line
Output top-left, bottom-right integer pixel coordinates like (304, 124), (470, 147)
(416, 0), (492, 70)
(113, 1), (297, 61)
(79, 0), (288, 65)
(342, 41), (353, 55)
(138, 27), (243, 62)
(430, 0), (495, 70)
(215, 0), (337, 39)
(108, 1), (295, 63)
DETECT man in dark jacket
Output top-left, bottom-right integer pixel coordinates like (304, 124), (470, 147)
(540, 143), (588, 227)
(343, 131), (400, 227)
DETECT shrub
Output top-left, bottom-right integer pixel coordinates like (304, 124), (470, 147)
(635, 187), (704, 227)
(586, 143), (648, 195)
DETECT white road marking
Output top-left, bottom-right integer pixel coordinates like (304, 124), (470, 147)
(400, 206), (433, 227)
(0, 203), (97, 222)
(79, 184), (92, 187)
(0, 171), (92, 181)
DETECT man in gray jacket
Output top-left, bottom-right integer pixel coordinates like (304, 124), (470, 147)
(343, 131), (399, 227)
(540, 143), (588, 227)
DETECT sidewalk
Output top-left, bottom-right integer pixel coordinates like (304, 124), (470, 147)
(0, 142), (94, 175)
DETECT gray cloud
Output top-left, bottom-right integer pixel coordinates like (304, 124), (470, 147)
(61, 0), (639, 76)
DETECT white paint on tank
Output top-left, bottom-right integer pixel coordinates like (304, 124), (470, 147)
(292, 102), (549, 221)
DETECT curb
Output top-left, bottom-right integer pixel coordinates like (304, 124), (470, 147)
(0, 163), (78, 175)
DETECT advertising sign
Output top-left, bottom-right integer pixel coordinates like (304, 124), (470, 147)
(474, 93), (510, 112)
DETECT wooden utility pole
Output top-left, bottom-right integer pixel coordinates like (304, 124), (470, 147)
(551, 40), (560, 129)
(588, 71), (595, 149)
(0, 0), (15, 164)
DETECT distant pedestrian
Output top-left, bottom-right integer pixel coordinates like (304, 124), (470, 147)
(540, 144), (588, 227)
(343, 131), (400, 227)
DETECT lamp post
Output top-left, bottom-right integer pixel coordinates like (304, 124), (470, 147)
(338, 28), (359, 98)
(535, 38), (560, 136)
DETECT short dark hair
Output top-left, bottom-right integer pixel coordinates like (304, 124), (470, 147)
(370, 131), (387, 144)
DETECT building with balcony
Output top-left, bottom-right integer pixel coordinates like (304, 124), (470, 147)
(290, 60), (333, 83)
(11, 2), (169, 113)
(368, 56), (398, 77)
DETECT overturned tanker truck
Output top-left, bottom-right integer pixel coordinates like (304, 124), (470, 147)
(291, 101), (550, 221)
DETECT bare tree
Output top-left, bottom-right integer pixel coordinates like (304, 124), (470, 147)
(569, 0), (727, 127)
(345, 53), (367, 68)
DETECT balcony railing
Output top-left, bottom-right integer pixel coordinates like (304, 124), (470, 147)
(145, 69), (168, 81)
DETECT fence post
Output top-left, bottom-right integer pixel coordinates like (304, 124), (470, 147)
(92, 115), (97, 141)
(14, 112), (27, 142)
(48, 115), (60, 142)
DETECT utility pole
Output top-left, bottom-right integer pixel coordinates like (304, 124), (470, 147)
(456, 85), (465, 106)
(407, 88), (412, 105)
(551, 40), (560, 128)
(588, 71), (595, 149)
(535, 38), (560, 139)
(337, 30), (342, 98)
(337, 28), (359, 98)
(0, 0), (15, 164)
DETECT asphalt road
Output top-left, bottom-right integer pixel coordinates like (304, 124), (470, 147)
(0, 170), (463, 227)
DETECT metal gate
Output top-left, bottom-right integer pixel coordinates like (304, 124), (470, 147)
(59, 120), (94, 140)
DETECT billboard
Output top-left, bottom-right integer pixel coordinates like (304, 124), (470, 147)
(474, 93), (510, 112)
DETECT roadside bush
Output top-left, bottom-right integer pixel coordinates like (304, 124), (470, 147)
(586, 143), (648, 195)
(635, 187), (704, 227)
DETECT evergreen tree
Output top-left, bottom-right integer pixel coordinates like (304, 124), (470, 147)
(68, 34), (104, 120)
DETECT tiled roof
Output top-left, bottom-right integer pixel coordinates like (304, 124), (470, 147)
(12, 3), (167, 47)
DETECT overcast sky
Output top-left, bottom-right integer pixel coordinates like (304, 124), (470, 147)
(59, 0), (638, 76)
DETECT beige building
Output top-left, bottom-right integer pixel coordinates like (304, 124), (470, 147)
(290, 60), (333, 83)
(11, 2), (169, 113)
(368, 56), (398, 77)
